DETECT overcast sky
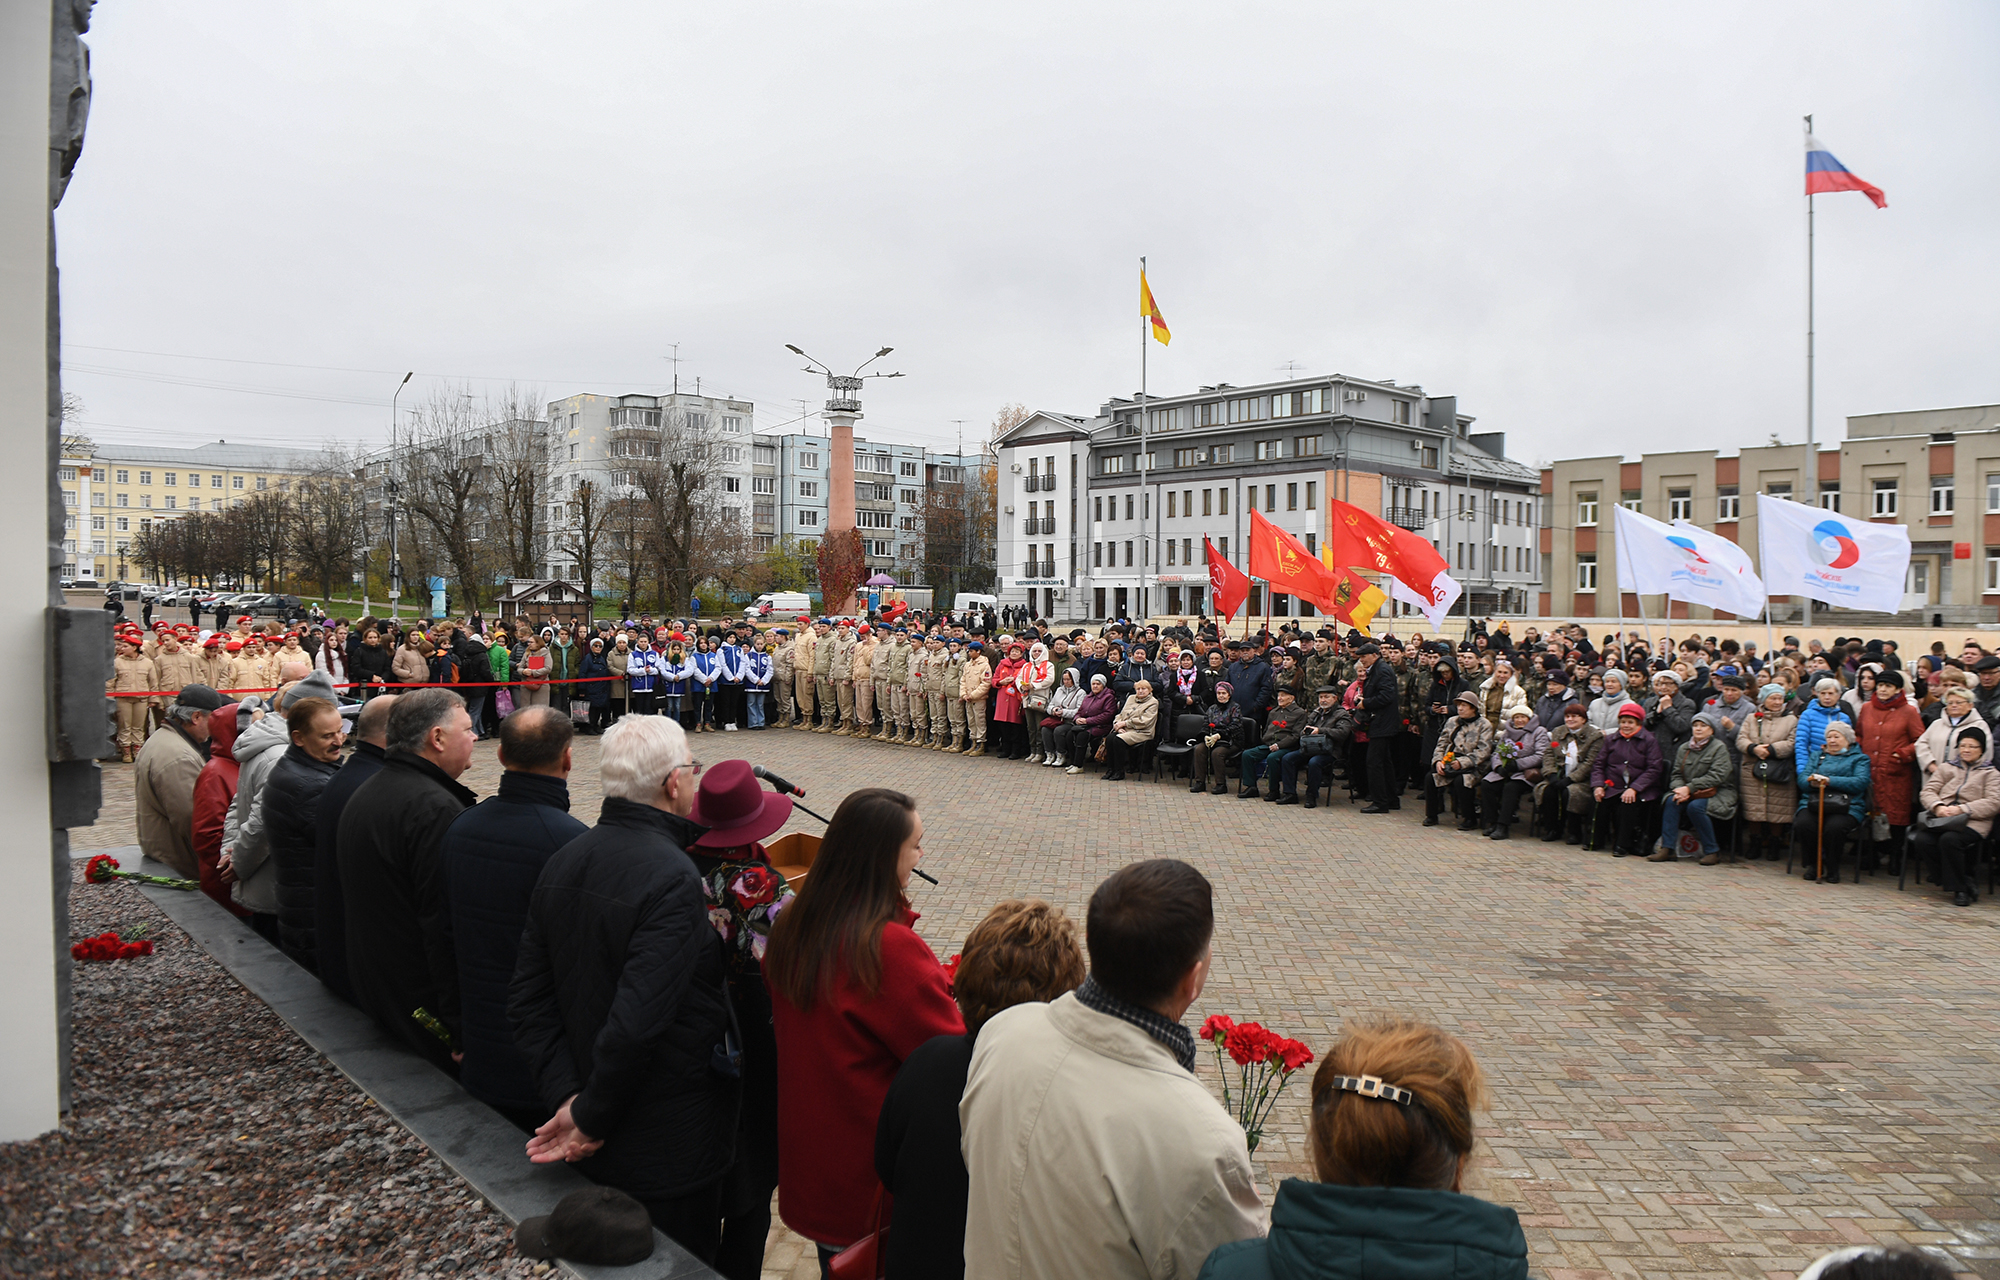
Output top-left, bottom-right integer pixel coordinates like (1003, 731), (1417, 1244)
(55, 2), (1999, 465)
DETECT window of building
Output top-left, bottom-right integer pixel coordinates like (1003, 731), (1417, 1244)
(1125, 494), (1135, 521)
(900, 459), (918, 477)
(162, 496), (174, 509)
(754, 445), (777, 465)
(210, 475), (222, 488)
(935, 465), (963, 483)
(1093, 496), (1104, 522)
(1183, 537), (1192, 565)
(1286, 483), (1298, 511)
(90, 491), (103, 506)
(722, 415), (743, 433)
(254, 476), (266, 491)
(1255, 441), (1281, 461)
(1717, 487), (1740, 520)
(89, 515), (104, 530)
(1101, 454), (1126, 475)
(800, 451), (820, 469)
(1668, 489), (1692, 521)
(1872, 478), (1898, 517)
(1619, 491), (1640, 511)
(92, 540), (105, 554)
(1217, 487), (1228, 515)
(114, 470), (128, 484)
(899, 515), (916, 531)
(1931, 476), (1954, 515)
(58, 467), (76, 481)
(1212, 443), (1233, 465)
(1392, 400), (1411, 425)
(1820, 484), (1841, 512)
(1182, 489), (1193, 518)
(1265, 484), (1277, 511)
(799, 480), (818, 497)
(1306, 481), (1317, 510)
(1294, 435), (1321, 457)
(1576, 556), (1597, 591)
(1988, 552), (2000, 593)
(1270, 392), (1293, 420)
(1166, 491), (1177, 518)
(798, 509), (819, 527)
(898, 487), (918, 504)
(1420, 445), (1438, 469)
(1765, 482), (1791, 500)
(859, 511), (893, 529)
(61, 490), (75, 507)
(1576, 492), (1599, 526)
(116, 493), (128, 507)
(724, 477), (741, 493)
(1166, 540), (1175, 566)
(227, 499), (238, 510)
(1172, 447), (1201, 468)
(753, 476), (775, 495)
(115, 517), (129, 532)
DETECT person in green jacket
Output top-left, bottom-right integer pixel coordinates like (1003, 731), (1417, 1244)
(1198, 1017), (1528, 1280)
(486, 631), (512, 705)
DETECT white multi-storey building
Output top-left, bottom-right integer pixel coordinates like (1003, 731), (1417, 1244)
(995, 373), (1541, 623)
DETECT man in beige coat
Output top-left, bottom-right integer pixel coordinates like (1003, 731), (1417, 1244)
(961, 859), (1264, 1280)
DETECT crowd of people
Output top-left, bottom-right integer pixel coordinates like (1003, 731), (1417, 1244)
(116, 601), (1977, 1279)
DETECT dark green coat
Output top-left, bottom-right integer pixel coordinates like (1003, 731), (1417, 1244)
(1198, 1179), (1528, 1280)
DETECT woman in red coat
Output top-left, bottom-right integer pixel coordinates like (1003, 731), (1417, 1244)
(189, 701), (252, 919)
(1858, 668), (1925, 868)
(765, 788), (962, 1272)
(989, 642), (1028, 760)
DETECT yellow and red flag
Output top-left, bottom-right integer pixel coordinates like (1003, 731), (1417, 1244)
(1320, 546), (1388, 632)
(1328, 498), (1461, 629)
(1140, 268), (1171, 346)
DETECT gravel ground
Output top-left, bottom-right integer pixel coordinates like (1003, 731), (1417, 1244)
(0, 864), (548, 1279)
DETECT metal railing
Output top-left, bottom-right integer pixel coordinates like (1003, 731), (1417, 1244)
(1021, 516), (1055, 535)
(1383, 505), (1429, 531)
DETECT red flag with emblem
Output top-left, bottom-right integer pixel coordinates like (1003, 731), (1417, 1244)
(1247, 509), (1341, 612)
(1205, 537), (1249, 621)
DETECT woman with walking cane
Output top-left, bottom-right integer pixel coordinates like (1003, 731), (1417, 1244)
(1793, 720), (1870, 883)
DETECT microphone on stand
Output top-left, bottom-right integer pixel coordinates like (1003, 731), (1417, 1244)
(752, 765), (804, 797)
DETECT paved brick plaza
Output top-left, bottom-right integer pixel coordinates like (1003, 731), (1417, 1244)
(91, 729), (2000, 1278)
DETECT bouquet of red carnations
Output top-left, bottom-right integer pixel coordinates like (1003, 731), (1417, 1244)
(71, 929), (154, 962)
(83, 854), (197, 891)
(1199, 1014), (1314, 1152)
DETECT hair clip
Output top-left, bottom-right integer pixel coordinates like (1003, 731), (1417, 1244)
(1331, 1074), (1414, 1106)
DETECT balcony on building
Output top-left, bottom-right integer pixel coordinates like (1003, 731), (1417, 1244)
(1383, 505), (1428, 532)
(1023, 516), (1055, 536)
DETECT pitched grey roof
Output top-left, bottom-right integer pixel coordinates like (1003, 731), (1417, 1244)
(1449, 440), (1538, 485)
(88, 440), (330, 472)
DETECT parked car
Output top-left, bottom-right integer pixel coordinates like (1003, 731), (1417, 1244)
(236, 593), (306, 622)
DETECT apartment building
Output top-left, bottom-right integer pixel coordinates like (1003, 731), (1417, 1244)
(1541, 403), (2000, 626)
(57, 437), (328, 582)
(751, 431), (981, 584)
(994, 373), (1542, 622)
(543, 391), (755, 581)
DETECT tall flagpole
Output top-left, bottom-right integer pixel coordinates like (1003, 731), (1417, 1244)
(1139, 256), (1150, 625)
(1803, 113), (1815, 630)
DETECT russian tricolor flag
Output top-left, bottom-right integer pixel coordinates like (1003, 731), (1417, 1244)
(1806, 134), (1887, 208)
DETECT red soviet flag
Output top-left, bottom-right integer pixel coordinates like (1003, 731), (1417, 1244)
(1328, 498), (1460, 627)
(1205, 537), (1249, 621)
(1247, 509), (1342, 613)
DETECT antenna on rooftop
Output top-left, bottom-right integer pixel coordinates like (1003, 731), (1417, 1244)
(1277, 361), (1306, 380)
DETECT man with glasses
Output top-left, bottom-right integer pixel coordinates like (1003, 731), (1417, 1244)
(513, 716), (745, 1270)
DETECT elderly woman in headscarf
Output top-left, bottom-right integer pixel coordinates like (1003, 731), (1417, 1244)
(1064, 671), (1118, 775)
(1736, 683), (1799, 860)
(1013, 641), (1056, 761)
(1038, 666), (1085, 766)
(1587, 668), (1631, 735)
(1190, 679), (1248, 795)
(1794, 718), (1870, 881)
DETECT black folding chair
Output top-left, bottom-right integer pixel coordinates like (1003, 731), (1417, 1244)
(1154, 713), (1205, 784)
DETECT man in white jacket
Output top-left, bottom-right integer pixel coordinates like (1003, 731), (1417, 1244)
(960, 859), (1265, 1279)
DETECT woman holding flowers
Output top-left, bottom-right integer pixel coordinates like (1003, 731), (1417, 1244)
(765, 788), (961, 1271)
(1197, 1017), (1529, 1280)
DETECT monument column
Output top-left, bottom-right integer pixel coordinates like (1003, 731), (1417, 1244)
(826, 377), (859, 536)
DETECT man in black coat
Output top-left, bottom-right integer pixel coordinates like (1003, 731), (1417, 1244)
(337, 688), (477, 1071)
(511, 714), (739, 1265)
(1225, 641), (1274, 732)
(260, 694), (346, 975)
(440, 706), (587, 1131)
(313, 693), (395, 1004)
(1358, 643), (1403, 814)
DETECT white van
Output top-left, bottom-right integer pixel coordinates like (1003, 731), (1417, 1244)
(952, 593), (997, 614)
(746, 591), (814, 618)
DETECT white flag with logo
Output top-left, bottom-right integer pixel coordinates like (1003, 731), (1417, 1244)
(1612, 503), (1766, 617)
(1756, 491), (1910, 614)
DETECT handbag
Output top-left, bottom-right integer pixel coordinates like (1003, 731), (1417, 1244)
(1751, 757), (1786, 783)
(829, 1188), (889, 1279)
(1300, 731), (1332, 754)
(569, 699), (591, 721)
(493, 688), (515, 718)
(1094, 736), (1108, 763)
(1918, 808), (1970, 830)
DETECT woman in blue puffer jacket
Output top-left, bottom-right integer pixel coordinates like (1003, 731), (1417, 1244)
(1794, 676), (1854, 765)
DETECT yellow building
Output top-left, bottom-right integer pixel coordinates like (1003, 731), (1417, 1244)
(57, 437), (328, 583)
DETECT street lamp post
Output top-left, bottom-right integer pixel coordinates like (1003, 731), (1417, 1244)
(388, 371), (412, 621)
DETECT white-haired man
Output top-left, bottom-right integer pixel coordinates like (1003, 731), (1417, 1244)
(511, 714), (743, 1270)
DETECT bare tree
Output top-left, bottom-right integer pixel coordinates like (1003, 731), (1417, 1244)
(291, 447), (368, 602)
(237, 492), (293, 590)
(552, 478), (613, 608)
(401, 387), (498, 610)
(630, 403), (726, 614)
(484, 385), (548, 580)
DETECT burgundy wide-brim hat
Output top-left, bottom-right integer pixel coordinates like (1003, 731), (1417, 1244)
(690, 760), (793, 848)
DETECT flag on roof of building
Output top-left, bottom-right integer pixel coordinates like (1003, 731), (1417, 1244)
(1806, 134), (1886, 208)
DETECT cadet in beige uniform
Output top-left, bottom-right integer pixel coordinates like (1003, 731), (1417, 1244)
(960, 640), (994, 758)
(792, 622), (818, 730)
